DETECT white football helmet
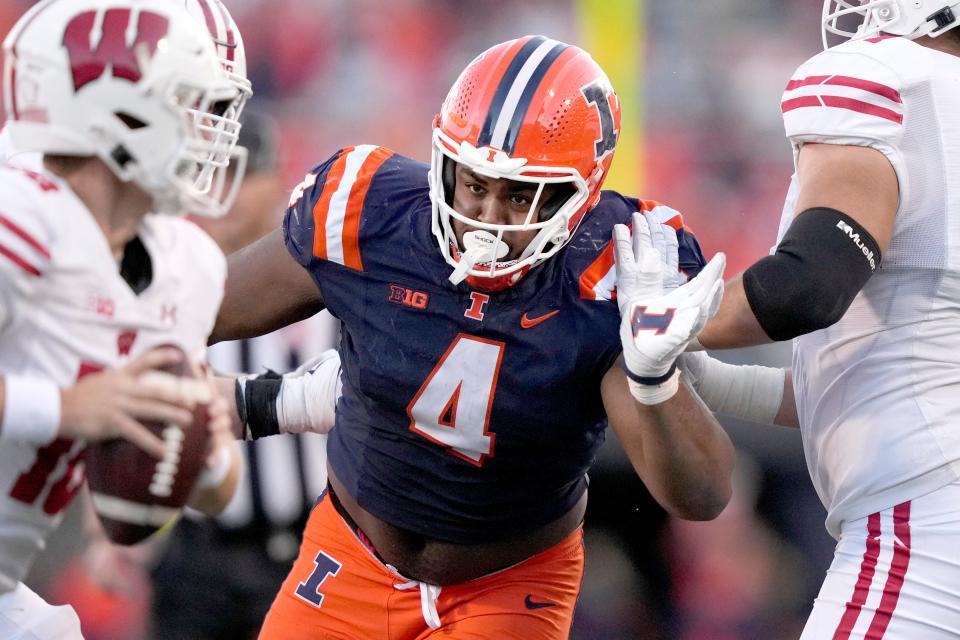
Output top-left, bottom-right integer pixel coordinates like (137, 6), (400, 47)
(2, 0), (245, 217)
(823, 0), (960, 48)
(182, 0), (251, 191)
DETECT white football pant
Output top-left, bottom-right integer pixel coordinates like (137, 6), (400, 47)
(0, 583), (83, 640)
(802, 481), (960, 639)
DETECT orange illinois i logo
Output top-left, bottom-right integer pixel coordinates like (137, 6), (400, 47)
(464, 292), (490, 321)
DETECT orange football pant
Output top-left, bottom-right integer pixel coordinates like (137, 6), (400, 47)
(259, 492), (584, 639)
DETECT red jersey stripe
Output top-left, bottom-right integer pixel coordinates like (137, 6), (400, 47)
(0, 214), (51, 259)
(781, 95), (903, 124)
(340, 147), (394, 271)
(821, 95), (903, 124)
(782, 95), (823, 113)
(832, 512), (882, 640)
(785, 75), (832, 91)
(0, 242), (41, 277)
(785, 75), (902, 104)
(312, 149), (352, 260)
(864, 501), (912, 639)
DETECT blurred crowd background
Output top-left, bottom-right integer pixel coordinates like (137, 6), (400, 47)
(0, 1), (838, 638)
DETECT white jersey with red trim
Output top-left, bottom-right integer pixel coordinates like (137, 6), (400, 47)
(776, 37), (960, 537)
(0, 163), (225, 593)
(0, 125), (41, 171)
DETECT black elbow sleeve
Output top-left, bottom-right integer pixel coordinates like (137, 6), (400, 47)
(743, 207), (881, 341)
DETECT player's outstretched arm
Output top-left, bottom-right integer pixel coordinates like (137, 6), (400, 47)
(698, 143), (898, 349)
(0, 348), (207, 459)
(221, 349), (342, 440)
(602, 363), (734, 520)
(678, 352), (799, 428)
(211, 228), (324, 345)
(610, 213), (734, 519)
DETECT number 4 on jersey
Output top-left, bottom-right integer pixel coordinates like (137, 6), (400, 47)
(407, 334), (504, 466)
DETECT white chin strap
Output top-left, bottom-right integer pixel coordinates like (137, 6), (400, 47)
(448, 230), (511, 285)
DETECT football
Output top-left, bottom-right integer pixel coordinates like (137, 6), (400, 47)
(86, 351), (211, 545)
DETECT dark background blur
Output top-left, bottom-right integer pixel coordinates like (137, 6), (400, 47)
(1, 1), (836, 638)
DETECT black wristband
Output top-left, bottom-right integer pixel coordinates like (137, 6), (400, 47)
(743, 207), (881, 341)
(623, 361), (678, 386)
(243, 369), (282, 440)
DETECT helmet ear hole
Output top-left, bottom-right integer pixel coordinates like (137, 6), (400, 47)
(115, 112), (147, 130)
(538, 183), (575, 221)
(442, 157), (456, 206)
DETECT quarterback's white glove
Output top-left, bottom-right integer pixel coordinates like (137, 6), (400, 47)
(615, 214), (726, 405)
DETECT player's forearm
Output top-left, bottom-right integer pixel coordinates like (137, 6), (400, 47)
(211, 229), (324, 345)
(627, 384), (734, 520)
(605, 369), (734, 520)
(697, 275), (772, 350)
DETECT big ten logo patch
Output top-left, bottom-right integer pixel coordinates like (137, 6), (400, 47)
(388, 284), (429, 310)
(87, 294), (115, 319)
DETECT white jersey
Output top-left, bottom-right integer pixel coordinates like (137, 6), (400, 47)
(0, 163), (226, 592)
(777, 37), (960, 537)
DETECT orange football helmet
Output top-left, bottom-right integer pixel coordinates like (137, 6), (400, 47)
(429, 35), (621, 291)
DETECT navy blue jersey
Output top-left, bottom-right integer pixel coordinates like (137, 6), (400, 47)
(284, 145), (706, 544)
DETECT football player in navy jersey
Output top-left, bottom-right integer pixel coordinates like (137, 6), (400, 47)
(214, 36), (736, 639)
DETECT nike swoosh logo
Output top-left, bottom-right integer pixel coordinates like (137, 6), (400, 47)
(524, 594), (556, 610)
(520, 310), (560, 329)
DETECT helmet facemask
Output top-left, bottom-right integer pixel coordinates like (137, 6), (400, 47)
(822, 0), (960, 48)
(147, 78), (247, 217)
(429, 128), (589, 289)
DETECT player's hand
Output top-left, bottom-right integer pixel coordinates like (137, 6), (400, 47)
(613, 212), (666, 320)
(189, 373), (243, 513)
(620, 253), (726, 384)
(59, 347), (200, 459)
(203, 389), (234, 467)
(613, 212), (684, 323)
(645, 213), (685, 292)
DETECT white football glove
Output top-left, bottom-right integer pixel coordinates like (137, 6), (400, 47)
(615, 213), (726, 405)
(614, 213), (667, 319)
(276, 349), (343, 435)
(645, 214), (685, 292)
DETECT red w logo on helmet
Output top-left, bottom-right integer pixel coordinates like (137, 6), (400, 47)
(62, 9), (169, 92)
